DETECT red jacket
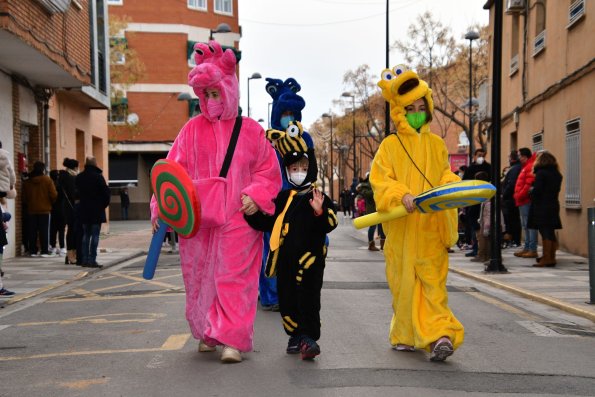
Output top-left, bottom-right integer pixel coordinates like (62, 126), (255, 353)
(514, 153), (536, 207)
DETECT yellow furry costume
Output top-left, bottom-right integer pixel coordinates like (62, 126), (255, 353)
(370, 65), (464, 351)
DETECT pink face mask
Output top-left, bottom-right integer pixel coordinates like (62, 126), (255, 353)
(206, 99), (224, 118)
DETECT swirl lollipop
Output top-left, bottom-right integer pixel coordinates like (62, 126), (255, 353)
(143, 159), (201, 279)
(353, 180), (496, 229)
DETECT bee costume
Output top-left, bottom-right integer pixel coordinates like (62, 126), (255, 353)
(371, 66), (464, 355)
(245, 121), (337, 344)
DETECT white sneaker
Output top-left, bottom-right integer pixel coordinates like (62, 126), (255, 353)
(220, 346), (242, 363)
(59, 248), (67, 256)
(198, 340), (216, 352)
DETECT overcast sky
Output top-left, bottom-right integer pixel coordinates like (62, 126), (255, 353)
(237, 0), (489, 129)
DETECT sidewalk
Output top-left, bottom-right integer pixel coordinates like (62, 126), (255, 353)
(0, 220), (151, 307)
(350, 225), (595, 322)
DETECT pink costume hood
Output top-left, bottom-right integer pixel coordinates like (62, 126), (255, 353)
(188, 41), (239, 122)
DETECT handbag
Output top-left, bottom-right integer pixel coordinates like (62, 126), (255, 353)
(194, 116), (242, 229)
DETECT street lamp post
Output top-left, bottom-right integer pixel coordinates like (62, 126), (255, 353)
(341, 92), (357, 181)
(322, 113), (334, 201)
(247, 72), (261, 117)
(465, 30), (480, 165)
(209, 23), (232, 40)
(267, 102), (272, 128)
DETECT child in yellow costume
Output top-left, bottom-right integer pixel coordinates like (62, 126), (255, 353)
(370, 65), (464, 362)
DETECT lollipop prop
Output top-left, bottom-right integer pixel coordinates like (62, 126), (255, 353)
(143, 159), (201, 279)
(353, 180), (496, 229)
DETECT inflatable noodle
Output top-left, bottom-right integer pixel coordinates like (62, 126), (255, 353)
(143, 159), (201, 279)
(353, 180), (496, 229)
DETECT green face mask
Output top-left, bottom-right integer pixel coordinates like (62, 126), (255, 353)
(406, 112), (427, 130)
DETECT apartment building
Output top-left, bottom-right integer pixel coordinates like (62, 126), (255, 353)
(0, 0), (110, 257)
(482, 0), (594, 255)
(107, 0), (240, 219)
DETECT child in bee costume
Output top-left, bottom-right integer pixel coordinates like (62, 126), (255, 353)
(245, 121), (338, 360)
(371, 66), (464, 362)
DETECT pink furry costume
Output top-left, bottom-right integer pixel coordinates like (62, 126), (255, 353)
(151, 41), (281, 352)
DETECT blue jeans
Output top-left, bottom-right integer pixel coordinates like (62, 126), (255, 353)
(519, 204), (537, 251)
(368, 224), (385, 242)
(81, 224), (101, 264)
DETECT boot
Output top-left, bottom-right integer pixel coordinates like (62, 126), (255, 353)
(521, 250), (538, 258)
(66, 249), (77, 265)
(533, 240), (556, 267)
(513, 249), (527, 257)
(380, 239), (385, 250)
(368, 241), (380, 251)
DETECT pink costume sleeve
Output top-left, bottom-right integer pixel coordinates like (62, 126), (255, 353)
(241, 125), (281, 215)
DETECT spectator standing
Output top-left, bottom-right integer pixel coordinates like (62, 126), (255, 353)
(0, 141), (16, 199)
(75, 156), (110, 268)
(501, 150), (522, 247)
(59, 158), (79, 265)
(462, 149), (491, 256)
(119, 187), (130, 220)
(0, 201), (14, 296)
(528, 152), (563, 267)
(22, 161), (57, 257)
(357, 174), (385, 251)
(49, 170), (66, 256)
(513, 148), (537, 258)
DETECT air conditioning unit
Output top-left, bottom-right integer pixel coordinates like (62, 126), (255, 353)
(506, 0), (525, 14)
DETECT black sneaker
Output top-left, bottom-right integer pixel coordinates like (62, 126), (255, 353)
(299, 336), (320, 360)
(0, 288), (15, 297)
(286, 336), (302, 354)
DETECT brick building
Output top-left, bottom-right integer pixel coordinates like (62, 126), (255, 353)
(107, 0), (240, 219)
(483, 0), (594, 256)
(0, 0), (110, 257)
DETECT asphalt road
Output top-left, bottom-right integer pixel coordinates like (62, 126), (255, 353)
(1, 218), (594, 396)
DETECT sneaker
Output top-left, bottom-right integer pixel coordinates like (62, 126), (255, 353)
(299, 336), (320, 360)
(430, 337), (454, 362)
(220, 346), (242, 363)
(29, 253), (39, 257)
(0, 288), (15, 296)
(286, 335), (302, 354)
(40, 252), (56, 258)
(59, 248), (67, 256)
(198, 340), (216, 352)
(271, 303), (280, 312)
(393, 344), (415, 352)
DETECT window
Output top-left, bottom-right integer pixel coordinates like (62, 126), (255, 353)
(533, 0), (546, 56)
(565, 118), (581, 208)
(568, 0), (585, 28)
(215, 0), (232, 15)
(188, 0), (206, 10)
(109, 97), (128, 124)
(110, 37), (127, 65)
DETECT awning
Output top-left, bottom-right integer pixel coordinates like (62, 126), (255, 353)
(108, 153), (138, 187)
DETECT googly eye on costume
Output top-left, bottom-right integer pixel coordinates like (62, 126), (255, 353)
(266, 85), (278, 95)
(393, 64), (409, 76)
(381, 69), (395, 81)
(287, 124), (300, 137)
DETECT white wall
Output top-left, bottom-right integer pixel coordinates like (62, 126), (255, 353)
(0, 74), (16, 258)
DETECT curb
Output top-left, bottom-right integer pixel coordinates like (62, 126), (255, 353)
(1, 251), (145, 308)
(449, 267), (595, 322)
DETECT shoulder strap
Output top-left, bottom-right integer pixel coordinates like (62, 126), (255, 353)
(219, 116), (243, 178)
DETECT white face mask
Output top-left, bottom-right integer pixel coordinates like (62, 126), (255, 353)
(289, 171), (307, 186)
(476, 156), (485, 165)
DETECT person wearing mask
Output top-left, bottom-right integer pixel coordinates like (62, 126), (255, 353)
(462, 149), (491, 258)
(501, 150), (522, 248)
(59, 158), (79, 265)
(75, 156), (110, 268)
(22, 161), (57, 257)
(372, 66), (463, 362)
(513, 148), (538, 258)
(528, 151), (563, 267)
(151, 41), (281, 363)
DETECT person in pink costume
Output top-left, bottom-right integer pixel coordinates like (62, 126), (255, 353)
(151, 41), (281, 363)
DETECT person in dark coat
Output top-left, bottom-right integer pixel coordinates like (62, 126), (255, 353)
(462, 148), (491, 256)
(58, 158), (79, 264)
(501, 150), (522, 247)
(528, 152), (562, 267)
(119, 187), (130, 220)
(75, 157), (110, 268)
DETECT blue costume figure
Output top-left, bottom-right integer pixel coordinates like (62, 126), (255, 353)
(259, 77), (313, 310)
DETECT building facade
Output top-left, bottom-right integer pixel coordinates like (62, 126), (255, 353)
(0, 0), (110, 257)
(483, 0), (594, 255)
(107, 0), (240, 219)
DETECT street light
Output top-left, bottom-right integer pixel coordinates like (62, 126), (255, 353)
(322, 113), (334, 201)
(341, 91), (357, 181)
(209, 23), (232, 40)
(465, 30), (480, 165)
(267, 102), (272, 128)
(247, 72), (261, 117)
